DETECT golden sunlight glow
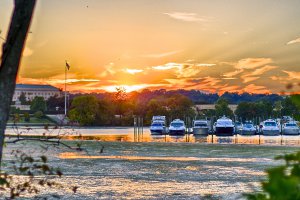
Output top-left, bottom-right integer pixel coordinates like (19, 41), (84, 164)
(102, 85), (150, 93)
(1, 1), (299, 94)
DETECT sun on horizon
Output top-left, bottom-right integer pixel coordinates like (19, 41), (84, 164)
(1, 0), (300, 94)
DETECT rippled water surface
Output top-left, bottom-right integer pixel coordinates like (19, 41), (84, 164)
(3, 127), (300, 199)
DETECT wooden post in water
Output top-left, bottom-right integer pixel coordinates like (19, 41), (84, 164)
(134, 116), (137, 142)
(141, 117), (143, 142)
(137, 116), (140, 142)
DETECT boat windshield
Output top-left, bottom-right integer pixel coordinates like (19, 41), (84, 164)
(217, 121), (233, 126)
(194, 123), (207, 127)
(244, 124), (253, 128)
(151, 123), (163, 126)
(171, 122), (184, 127)
(286, 123), (297, 127)
(264, 122), (276, 126)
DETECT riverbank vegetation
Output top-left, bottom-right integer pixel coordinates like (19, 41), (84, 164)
(61, 88), (299, 126)
(246, 151), (300, 200)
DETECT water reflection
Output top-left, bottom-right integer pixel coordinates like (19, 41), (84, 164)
(5, 126), (300, 146)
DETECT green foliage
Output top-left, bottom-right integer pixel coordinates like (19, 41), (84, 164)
(69, 95), (99, 125)
(235, 102), (256, 121)
(9, 106), (20, 114)
(30, 96), (47, 112)
(246, 151), (300, 200)
(18, 92), (27, 105)
(46, 94), (65, 111)
(272, 100), (283, 118)
(282, 96), (299, 117)
(235, 100), (282, 121)
(95, 99), (115, 125)
(13, 113), (20, 123)
(215, 98), (233, 118)
(34, 111), (44, 119)
(23, 112), (30, 122)
(67, 93), (196, 126)
(144, 94), (195, 124)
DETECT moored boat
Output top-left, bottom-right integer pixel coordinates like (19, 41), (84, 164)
(192, 120), (209, 135)
(150, 116), (167, 135)
(282, 122), (299, 135)
(234, 121), (243, 134)
(240, 121), (256, 135)
(169, 119), (186, 135)
(261, 119), (280, 136)
(214, 116), (234, 136)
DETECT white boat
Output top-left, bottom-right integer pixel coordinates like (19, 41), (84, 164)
(261, 119), (280, 136)
(150, 116), (167, 135)
(282, 122), (299, 135)
(192, 120), (209, 135)
(169, 119), (186, 135)
(214, 116), (234, 136)
(240, 121), (256, 135)
(234, 121), (243, 134)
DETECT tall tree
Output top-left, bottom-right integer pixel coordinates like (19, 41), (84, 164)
(18, 92), (27, 104)
(114, 87), (128, 117)
(69, 96), (99, 125)
(0, 0), (36, 165)
(30, 96), (47, 113)
(235, 102), (256, 121)
(215, 98), (234, 118)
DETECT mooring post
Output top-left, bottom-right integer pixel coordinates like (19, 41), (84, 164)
(137, 116), (140, 142)
(258, 131), (261, 145)
(134, 116), (137, 142)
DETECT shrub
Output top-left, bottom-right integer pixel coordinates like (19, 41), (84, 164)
(23, 112), (30, 122)
(34, 111), (44, 119)
(246, 151), (300, 200)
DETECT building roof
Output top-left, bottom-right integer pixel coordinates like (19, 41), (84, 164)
(16, 84), (60, 91)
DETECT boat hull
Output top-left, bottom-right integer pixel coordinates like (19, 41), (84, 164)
(262, 129), (280, 136)
(215, 127), (234, 136)
(193, 127), (209, 135)
(240, 130), (256, 135)
(235, 127), (242, 134)
(150, 129), (165, 135)
(282, 129), (299, 135)
(169, 129), (185, 135)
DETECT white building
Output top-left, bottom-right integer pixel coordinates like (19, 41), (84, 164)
(194, 104), (238, 112)
(13, 84), (62, 102)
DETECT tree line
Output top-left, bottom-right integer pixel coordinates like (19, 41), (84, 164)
(63, 88), (300, 126)
(10, 89), (300, 126)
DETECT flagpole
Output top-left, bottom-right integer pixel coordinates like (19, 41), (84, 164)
(64, 61), (67, 116)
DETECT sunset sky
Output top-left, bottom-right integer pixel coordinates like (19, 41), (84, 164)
(1, 0), (300, 94)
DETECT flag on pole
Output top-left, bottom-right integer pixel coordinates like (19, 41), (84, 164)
(66, 61), (70, 70)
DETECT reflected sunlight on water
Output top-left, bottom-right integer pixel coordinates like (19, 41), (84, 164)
(3, 127), (300, 199)
(5, 127), (300, 146)
(59, 152), (272, 163)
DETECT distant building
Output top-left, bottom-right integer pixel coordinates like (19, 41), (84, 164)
(12, 84), (62, 102)
(195, 104), (238, 112)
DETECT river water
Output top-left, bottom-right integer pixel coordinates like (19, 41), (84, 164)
(3, 127), (300, 199)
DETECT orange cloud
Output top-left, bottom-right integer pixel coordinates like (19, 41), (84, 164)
(282, 70), (300, 80)
(242, 84), (270, 94)
(235, 58), (273, 69)
(152, 62), (215, 78)
(240, 65), (278, 83)
(223, 69), (244, 77)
